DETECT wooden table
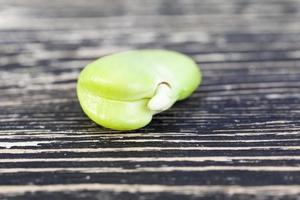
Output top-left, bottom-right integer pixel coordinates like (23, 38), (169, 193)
(1, 0), (300, 199)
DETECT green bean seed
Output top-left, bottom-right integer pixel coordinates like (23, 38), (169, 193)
(77, 49), (201, 130)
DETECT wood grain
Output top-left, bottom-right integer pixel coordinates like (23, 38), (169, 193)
(1, 0), (300, 199)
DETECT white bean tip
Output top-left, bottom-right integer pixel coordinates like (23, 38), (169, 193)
(147, 83), (176, 113)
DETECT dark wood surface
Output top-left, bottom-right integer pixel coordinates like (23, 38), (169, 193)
(1, 0), (300, 199)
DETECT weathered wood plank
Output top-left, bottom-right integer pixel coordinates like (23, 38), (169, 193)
(1, 0), (300, 199)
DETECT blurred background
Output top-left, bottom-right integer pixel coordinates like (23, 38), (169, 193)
(1, 0), (300, 131)
(2, 0), (300, 122)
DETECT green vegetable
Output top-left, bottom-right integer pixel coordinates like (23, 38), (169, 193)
(77, 49), (201, 130)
